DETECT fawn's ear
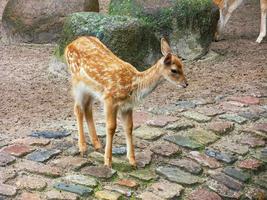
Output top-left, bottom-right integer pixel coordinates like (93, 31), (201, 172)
(164, 53), (172, 65)
(161, 38), (172, 56)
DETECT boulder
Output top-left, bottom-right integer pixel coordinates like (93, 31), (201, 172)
(2, 0), (99, 43)
(109, 0), (219, 60)
(55, 12), (160, 71)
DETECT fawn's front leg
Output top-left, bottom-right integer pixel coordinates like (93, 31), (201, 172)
(121, 109), (136, 167)
(104, 99), (118, 167)
(256, 0), (267, 43)
(74, 103), (87, 156)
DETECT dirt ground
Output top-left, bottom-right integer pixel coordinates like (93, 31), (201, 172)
(0, 0), (266, 138)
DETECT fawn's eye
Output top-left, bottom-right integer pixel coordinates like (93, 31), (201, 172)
(171, 69), (178, 74)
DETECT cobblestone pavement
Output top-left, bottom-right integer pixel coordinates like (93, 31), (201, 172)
(0, 94), (266, 200)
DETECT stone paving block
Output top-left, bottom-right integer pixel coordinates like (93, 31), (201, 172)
(150, 141), (181, 157)
(156, 166), (203, 185)
(237, 159), (263, 170)
(45, 190), (78, 200)
(89, 151), (104, 163)
(136, 150), (153, 168)
(104, 185), (132, 197)
(206, 179), (242, 199)
(175, 100), (196, 109)
(0, 183), (17, 197)
(0, 168), (16, 183)
(50, 156), (91, 171)
(54, 182), (93, 197)
(223, 167), (250, 182)
(62, 174), (97, 188)
(187, 129), (219, 145)
(212, 139), (249, 155)
(146, 115), (178, 128)
(145, 180), (184, 199)
(12, 137), (50, 146)
(239, 134), (265, 147)
(63, 146), (80, 156)
(168, 158), (203, 174)
(238, 111), (260, 121)
(14, 160), (61, 177)
(252, 148), (267, 163)
(164, 135), (203, 150)
(0, 152), (15, 166)
(207, 121), (234, 135)
(165, 120), (195, 131)
(192, 98), (214, 105)
(95, 190), (122, 200)
(16, 175), (47, 191)
(219, 114), (247, 124)
(130, 168), (157, 181)
(211, 173), (243, 191)
(183, 111), (211, 123)
(1, 144), (34, 157)
(30, 130), (70, 139)
(81, 165), (116, 179)
(254, 172), (267, 190)
(254, 123), (267, 133)
(188, 188), (222, 200)
(149, 104), (184, 116)
(26, 148), (61, 162)
(219, 101), (247, 112)
(228, 96), (260, 105)
(205, 148), (237, 163)
(133, 111), (150, 128)
(244, 187), (266, 200)
(134, 126), (165, 140)
(19, 192), (42, 200)
(197, 107), (225, 117)
(116, 179), (138, 188)
(225, 101), (248, 107)
(137, 191), (162, 200)
(188, 151), (222, 169)
(112, 146), (127, 155)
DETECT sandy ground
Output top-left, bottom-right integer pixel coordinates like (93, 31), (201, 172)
(0, 0), (266, 138)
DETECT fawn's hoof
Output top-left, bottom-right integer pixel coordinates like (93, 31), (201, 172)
(104, 162), (112, 168)
(93, 141), (102, 151)
(129, 158), (137, 168)
(79, 143), (88, 157)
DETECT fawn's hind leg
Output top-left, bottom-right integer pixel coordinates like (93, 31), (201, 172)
(104, 98), (118, 167)
(74, 103), (87, 156)
(84, 97), (102, 150)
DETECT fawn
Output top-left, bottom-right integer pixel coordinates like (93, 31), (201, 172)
(65, 36), (188, 167)
(213, 0), (267, 43)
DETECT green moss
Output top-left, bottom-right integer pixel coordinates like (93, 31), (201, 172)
(57, 12), (160, 70)
(109, 0), (219, 59)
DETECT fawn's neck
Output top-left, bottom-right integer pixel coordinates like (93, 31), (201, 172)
(133, 60), (165, 101)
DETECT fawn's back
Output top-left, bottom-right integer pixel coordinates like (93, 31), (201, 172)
(65, 36), (139, 100)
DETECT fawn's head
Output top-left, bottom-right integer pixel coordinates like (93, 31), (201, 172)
(159, 38), (188, 88)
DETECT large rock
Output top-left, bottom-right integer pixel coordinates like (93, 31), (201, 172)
(55, 12), (160, 71)
(109, 0), (219, 60)
(2, 0), (99, 43)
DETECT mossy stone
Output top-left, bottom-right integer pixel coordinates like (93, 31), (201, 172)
(57, 12), (160, 71)
(109, 0), (219, 60)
